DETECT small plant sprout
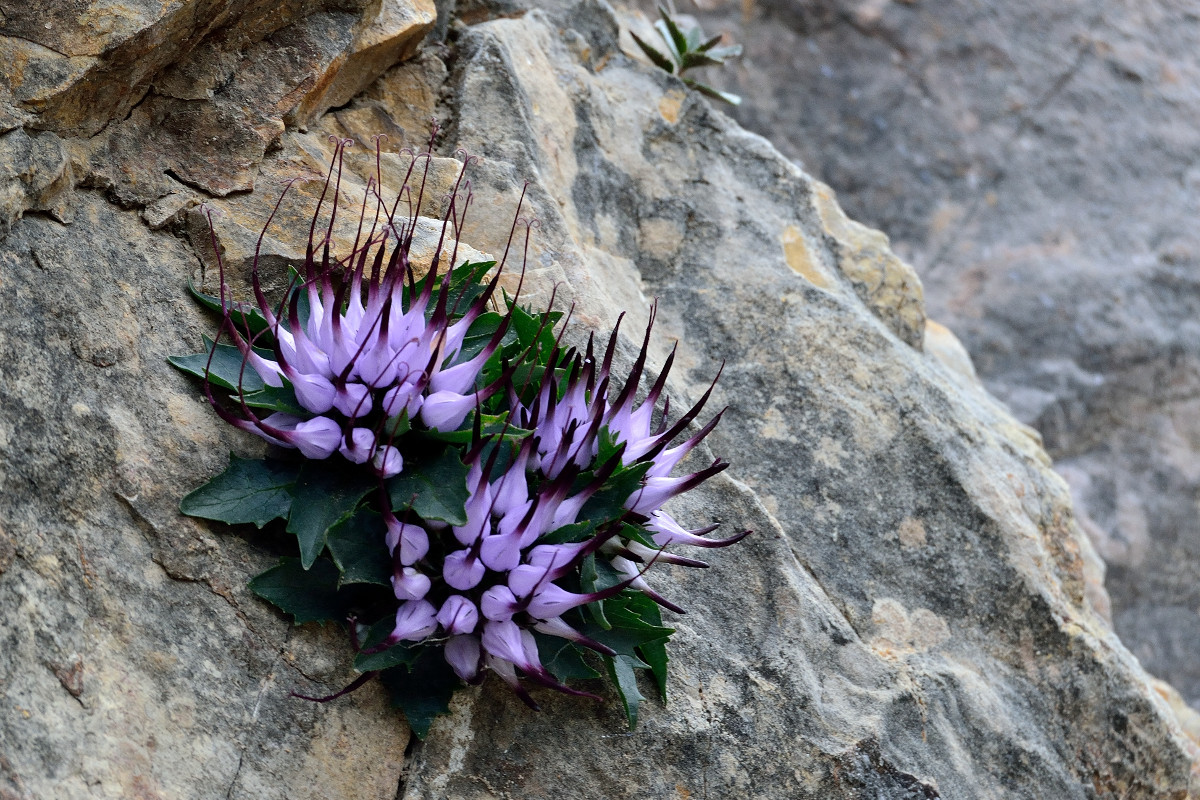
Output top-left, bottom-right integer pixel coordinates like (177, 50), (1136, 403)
(171, 132), (748, 736)
(631, 6), (743, 106)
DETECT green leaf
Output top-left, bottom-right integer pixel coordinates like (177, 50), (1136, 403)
(535, 634), (601, 682)
(240, 383), (307, 415)
(631, 31), (676, 74)
(583, 591), (675, 660)
(188, 280), (272, 338)
(326, 508), (392, 587)
(620, 522), (659, 550)
(386, 448), (471, 526)
(679, 51), (726, 72)
(249, 557), (344, 624)
(287, 464), (375, 569)
(578, 554), (609, 628)
(658, 9), (689, 61)
(421, 412), (532, 446)
(578, 460), (650, 523)
(350, 617), (421, 673)
(539, 521), (597, 545)
(687, 80), (742, 106)
(605, 654), (646, 729)
(180, 454), (299, 527)
(379, 650), (460, 739)
(621, 592), (670, 702)
(168, 336), (267, 393)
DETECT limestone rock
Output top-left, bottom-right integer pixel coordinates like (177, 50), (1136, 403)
(644, 0), (1200, 719)
(1, 0), (1198, 797)
(0, 127), (72, 239)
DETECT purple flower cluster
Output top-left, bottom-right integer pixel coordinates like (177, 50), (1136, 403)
(378, 311), (746, 704)
(196, 137), (747, 708)
(204, 138), (510, 478)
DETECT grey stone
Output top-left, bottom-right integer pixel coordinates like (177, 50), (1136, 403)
(639, 0), (1200, 718)
(1, 0), (1198, 796)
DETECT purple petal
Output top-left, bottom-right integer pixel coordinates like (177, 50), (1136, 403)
(372, 445), (403, 478)
(391, 599), (437, 642)
(339, 427), (376, 464)
(392, 567), (431, 601)
(479, 532), (523, 572)
(480, 585), (520, 622)
(444, 634), (482, 682)
(437, 595), (480, 635)
(443, 548), (486, 590)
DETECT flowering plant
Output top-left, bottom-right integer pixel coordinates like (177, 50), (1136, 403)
(171, 136), (747, 736)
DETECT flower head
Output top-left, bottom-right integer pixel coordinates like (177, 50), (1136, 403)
(177, 133), (747, 728)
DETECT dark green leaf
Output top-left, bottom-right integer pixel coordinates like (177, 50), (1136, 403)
(180, 454), (299, 528)
(679, 51), (726, 72)
(249, 557), (344, 624)
(422, 412), (533, 446)
(621, 592), (670, 702)
(188, 280), (272, 338)
(287, 464), (375, 569)
(699, 32), (725, 52)
(631, 31), (676, 73)
(457, 311), (507, 363)
(605, 654), (646, 729)
(620, 522), (659, 550)
(355, 639), (422, 673)
(382, 411), (411, 440)
(379, 650), (460, 739)
(241, 383), (307, 415)
(535, 634), (601, 682)
(578, 461), (650, 523)
(326, 508), (392, 587)
(656, 10), (689, 62)
(386, 448), (471, 526)
(168, 336), (267, 393)
(539, 521), (597, 545)
(687, 81), (742, 106)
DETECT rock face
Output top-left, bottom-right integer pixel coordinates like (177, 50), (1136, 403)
(1, 2), (1197, 799)
(649, 0), (1200, 722)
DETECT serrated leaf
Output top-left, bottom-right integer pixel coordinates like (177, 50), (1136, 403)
(386, 448), (470, 526)
(249, 557), (344, 624)
(631, 31), (676, 74)
(620, 522), (659, 550)
(326, 508), (391, 587)
(535, 634), (601, 682)
(606, 654), (646, 729)
(639, 636), (670, 703)
(168, 336), (267, 393)
(379, 650), (460, 739)
(180, 454), (299, 527)
(579, 554), (610, 629)
(287, 464), (375, 569)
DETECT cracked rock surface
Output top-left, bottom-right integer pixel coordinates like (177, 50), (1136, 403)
(648, 0), (1200, 722)
(1, 0), (1198, 797)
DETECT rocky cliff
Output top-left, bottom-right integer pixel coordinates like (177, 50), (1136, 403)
(1, 1), (1197, 798)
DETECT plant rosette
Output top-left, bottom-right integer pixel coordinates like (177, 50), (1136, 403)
(171, 134), (748, 737)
